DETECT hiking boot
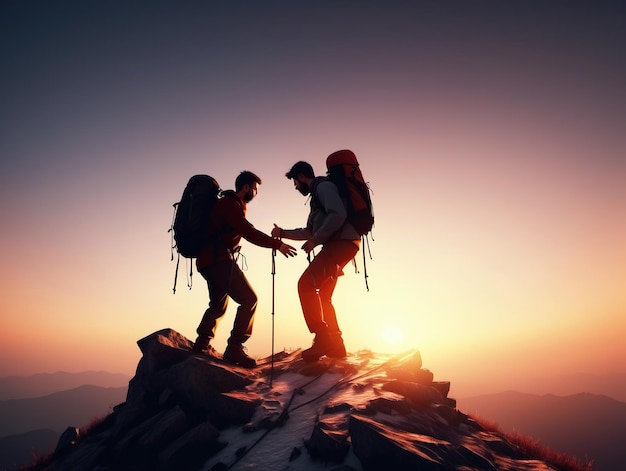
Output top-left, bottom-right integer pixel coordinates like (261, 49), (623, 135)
(327, 335), (347, 359)
(223, 343), (256, 368)
(192, 343), (223, 360)
(302, 332), (347, 362)
(192, 336), (211, 353)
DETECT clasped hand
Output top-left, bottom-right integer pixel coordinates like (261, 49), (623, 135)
(278, 242), (297, 257)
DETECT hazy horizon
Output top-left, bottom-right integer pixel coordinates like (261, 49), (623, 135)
(2, 347), (625, 402)
(1, 1), (624, 400)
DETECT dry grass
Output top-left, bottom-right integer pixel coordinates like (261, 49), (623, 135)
(79, 413), (110, 437)
(17, 453), (53, 471)
(471, 415), (595, 471)
(19, 414), (109, 471)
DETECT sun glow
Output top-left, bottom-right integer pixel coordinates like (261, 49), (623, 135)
(382, 325), (405, 345)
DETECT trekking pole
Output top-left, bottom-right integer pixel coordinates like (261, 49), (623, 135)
(270, 247), (276, 387)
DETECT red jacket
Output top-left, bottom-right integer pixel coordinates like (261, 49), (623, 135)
(196, 191), (281, 270)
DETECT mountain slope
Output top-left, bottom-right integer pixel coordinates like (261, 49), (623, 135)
(0, 429), (59, 471)
(0, 384), (127, 436)
(458, 391), (626, 471)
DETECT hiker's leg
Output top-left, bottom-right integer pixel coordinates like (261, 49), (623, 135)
(225, 263), (258, 345)
(219, 263), (258, 368)
(300, 256), (346, 362)
(318, 275), (339, 332)
(195, 261), (232, 345)
(298, 253), (331, 334)
(318, 240), (360, 333)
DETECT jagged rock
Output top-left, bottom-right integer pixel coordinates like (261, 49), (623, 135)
(157, 421), (222, 471)
(136, 328), (193, 375)
(54, 427), (80, 455)
(349, 414), (452, 470)
(382, 379), (445, 406)
(155, 355), (252, 416)
(305, 415), (351, 462)
(432, 403), (464, 426)
(123, 329), (194, 408)
(111, 401), (149, 437)
(385, 351), (436, 386)
(432, 380), (451, 398)
(49, 437), (108, 471)
(367, 395), (411, 415)
(211, 390), (263, 426)
(114, 405), (189, 452)
(289, 446), (302, 461)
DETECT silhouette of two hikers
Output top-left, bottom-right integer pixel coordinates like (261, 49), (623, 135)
(190, 153), (363, 367)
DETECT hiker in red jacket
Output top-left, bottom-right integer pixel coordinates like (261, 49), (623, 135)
(272, 160), (360, 362)
(193, 171), (296, 368)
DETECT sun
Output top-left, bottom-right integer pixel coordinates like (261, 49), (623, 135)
(382, 325), (404, 345)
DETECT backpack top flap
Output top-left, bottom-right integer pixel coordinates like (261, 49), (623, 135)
(326, 149), (358, 167)
(173, 174), (221, 258)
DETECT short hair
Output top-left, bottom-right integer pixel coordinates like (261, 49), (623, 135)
(285, 161), (315, 180)
(235, 170), (262, 191)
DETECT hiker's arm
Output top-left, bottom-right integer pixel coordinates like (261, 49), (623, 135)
(272, 224), (311, 241)
(238, 222), (296, 257)
(222, 200), (282, 250)
(223, 212), (294, 256)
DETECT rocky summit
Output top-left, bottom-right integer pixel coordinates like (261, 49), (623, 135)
(37, 329), (567, 471)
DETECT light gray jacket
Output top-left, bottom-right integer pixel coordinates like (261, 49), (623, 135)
(284, 178), (360, 245)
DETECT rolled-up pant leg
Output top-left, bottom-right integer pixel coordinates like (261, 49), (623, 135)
(297, 240), (359, 334)
(197, 259), (258, 344)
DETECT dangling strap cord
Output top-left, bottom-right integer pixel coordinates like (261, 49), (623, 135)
(187, 258), (194, 290)
(173, 252), (180, 294)
(170, 204), (180, 294)
(169, 204), (178, 261)
(362, 234), (373, 292)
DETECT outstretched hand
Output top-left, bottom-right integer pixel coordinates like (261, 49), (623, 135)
(301, 239), (318, 253)
(271, 223), (282, 239)
(278, 242), (297, 258)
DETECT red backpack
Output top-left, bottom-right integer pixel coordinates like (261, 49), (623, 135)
(326, 150), (374, 237)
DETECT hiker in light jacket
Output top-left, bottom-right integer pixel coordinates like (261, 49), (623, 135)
(272, 160), (360, 362)
(193, 170), (296, 368)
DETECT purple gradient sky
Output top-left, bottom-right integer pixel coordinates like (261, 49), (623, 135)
(1, 1), (624, 397)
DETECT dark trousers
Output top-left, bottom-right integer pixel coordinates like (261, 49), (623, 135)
(197, 259), (257, 345)
(297, 240), (359, 335)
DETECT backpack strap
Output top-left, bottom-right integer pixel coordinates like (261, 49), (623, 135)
(309, 176), (328, 210)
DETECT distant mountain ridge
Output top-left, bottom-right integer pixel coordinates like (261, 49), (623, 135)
(0, 371), (131, 400)
(492, 371), (626, 402)
(457, 390), (626, 471)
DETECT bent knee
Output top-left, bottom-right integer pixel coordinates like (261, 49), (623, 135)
(298, 272), (316, 292)
(243, 291), (258, 308)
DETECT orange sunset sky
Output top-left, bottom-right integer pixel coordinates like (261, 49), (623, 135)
(1, 1), (624, 398)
